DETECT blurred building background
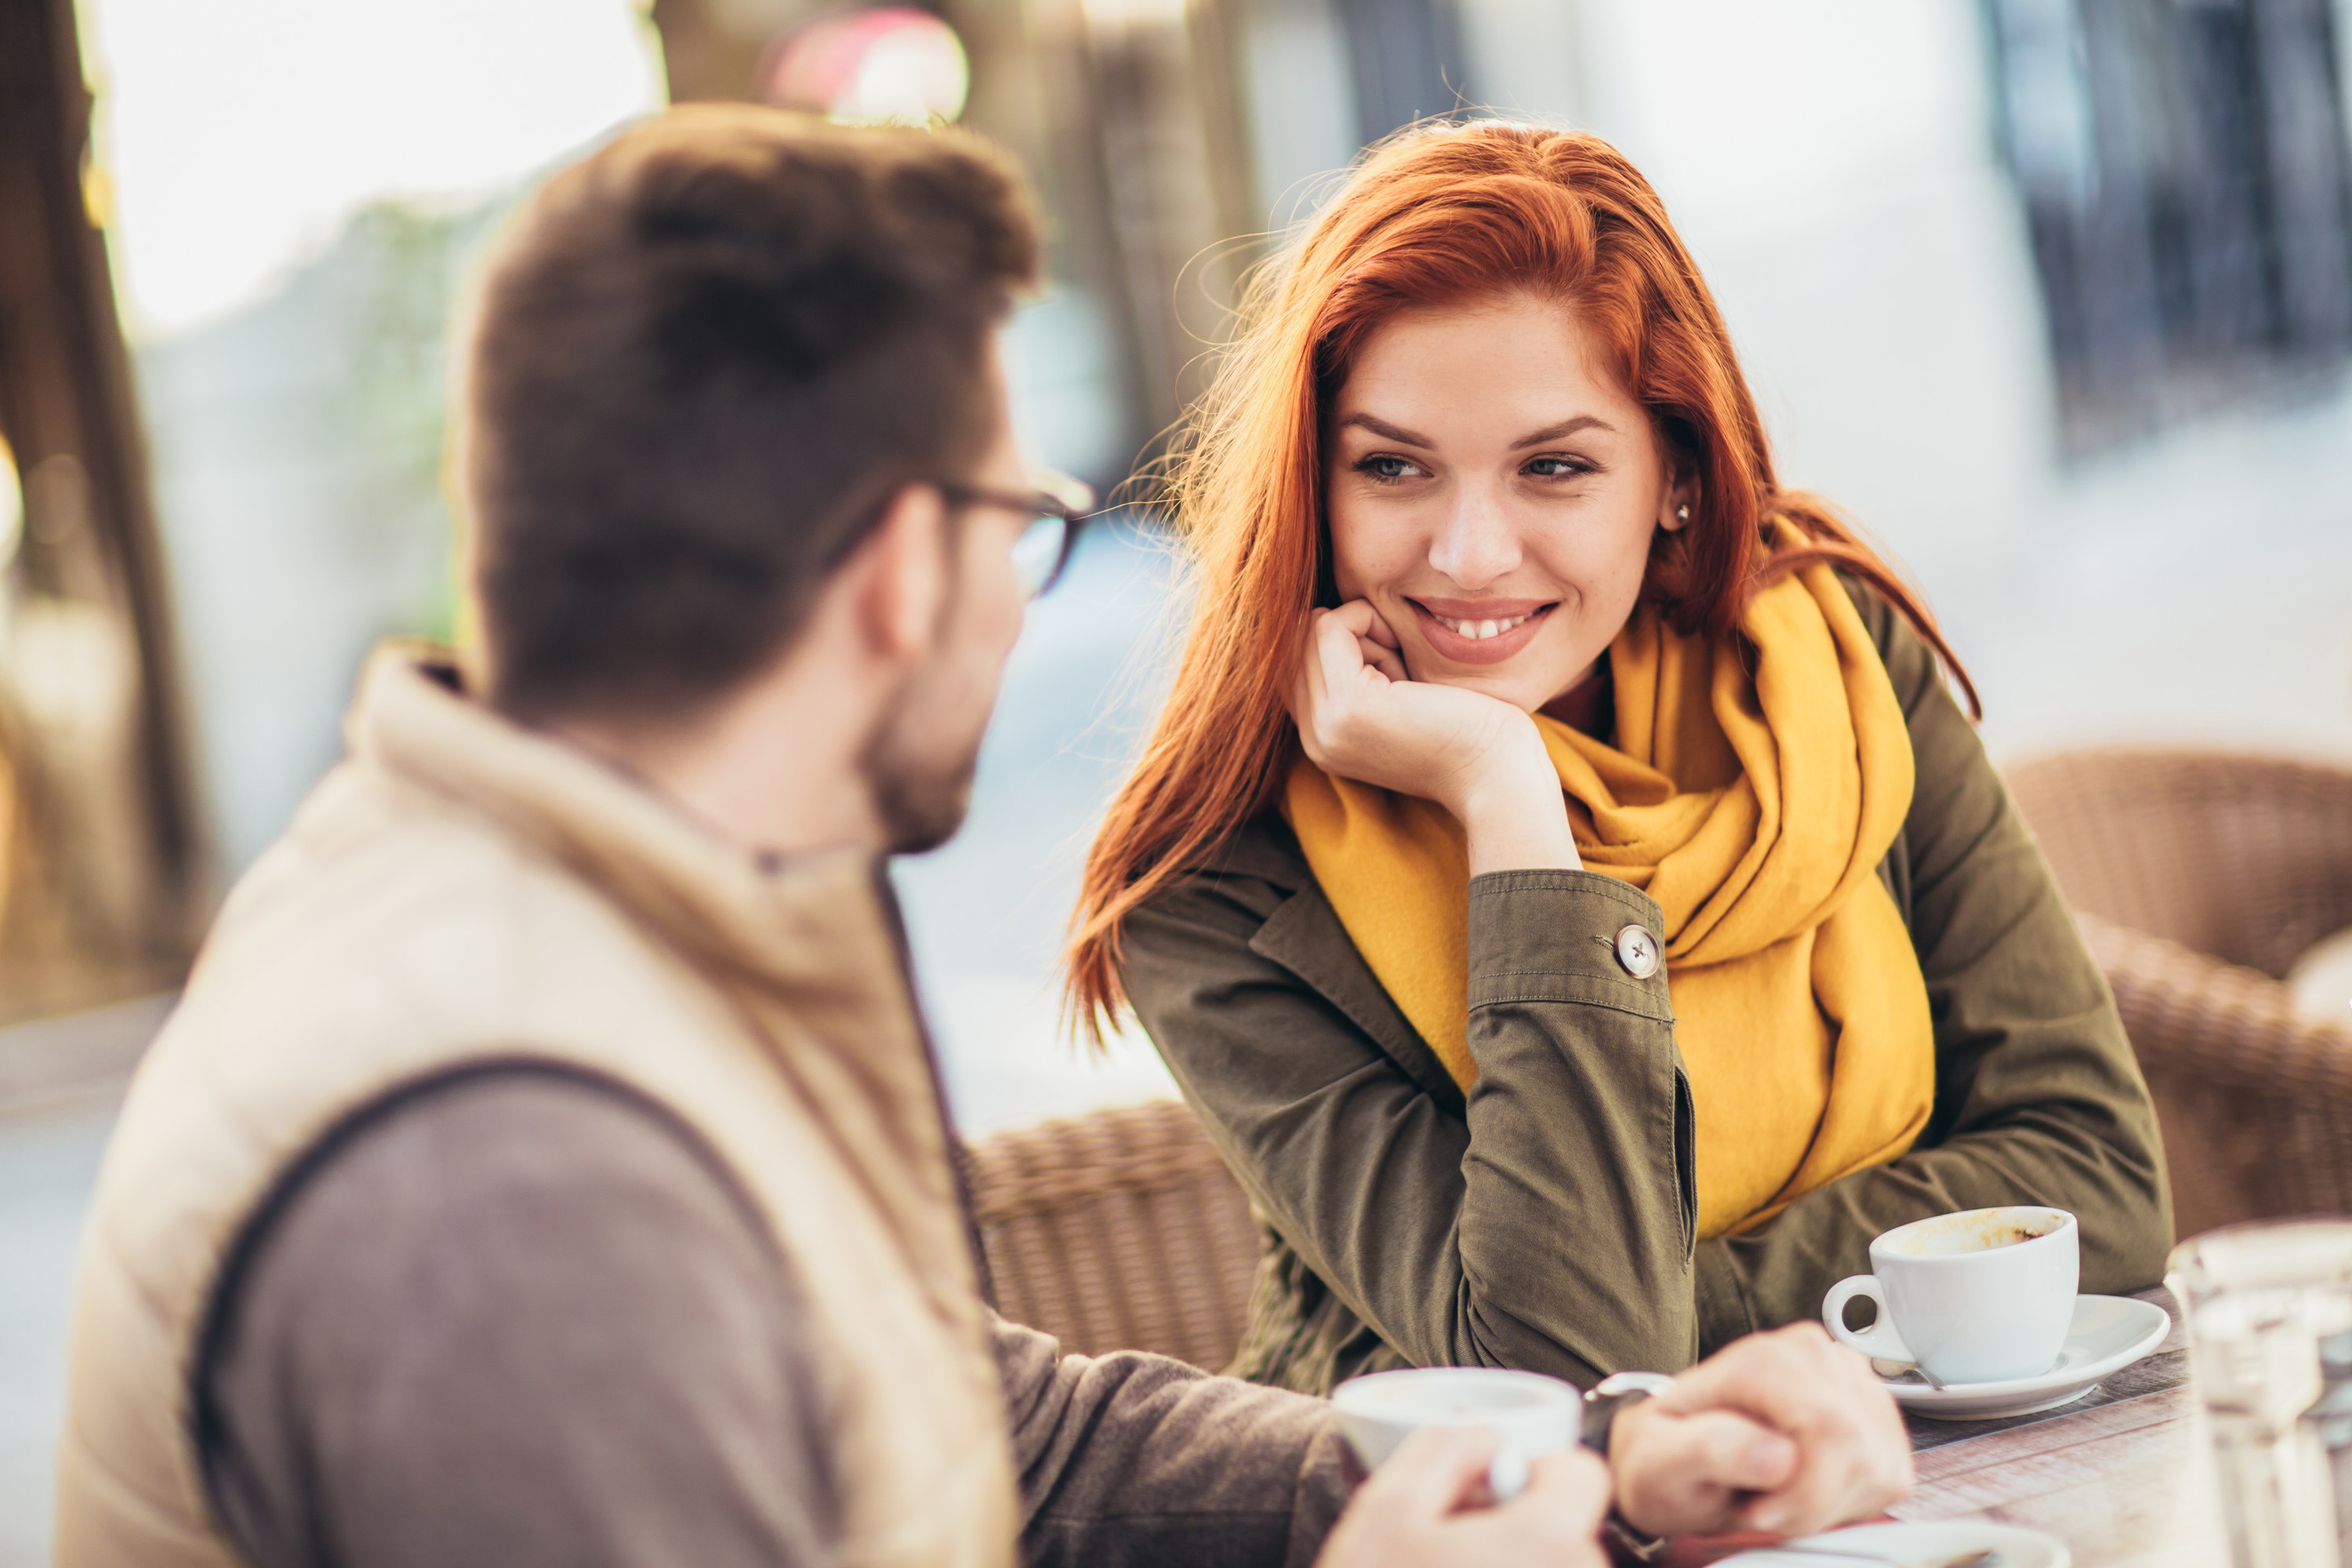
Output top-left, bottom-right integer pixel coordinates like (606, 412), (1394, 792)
(0, 0), (2347, 1117)
(2, 0), (2352, 1551)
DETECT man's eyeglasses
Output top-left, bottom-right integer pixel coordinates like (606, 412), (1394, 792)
(937, 470), (1098, 599)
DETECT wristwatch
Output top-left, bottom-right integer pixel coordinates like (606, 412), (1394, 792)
(1578, 1370), (1675, 1454)
(1581, 1372), (1677, 1565)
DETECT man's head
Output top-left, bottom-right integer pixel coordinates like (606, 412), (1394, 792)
(459, 106), (1046, 854)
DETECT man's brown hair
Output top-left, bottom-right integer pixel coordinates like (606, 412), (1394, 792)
(463, 104), (1039, 724)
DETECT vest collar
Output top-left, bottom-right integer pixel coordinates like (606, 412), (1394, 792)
(347, 643), (897, 1007)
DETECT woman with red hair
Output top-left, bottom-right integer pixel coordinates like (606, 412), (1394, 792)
(1068, 122), (2170, 1392)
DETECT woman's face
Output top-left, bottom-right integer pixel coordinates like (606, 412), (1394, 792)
(1324, 292), (1688, 712)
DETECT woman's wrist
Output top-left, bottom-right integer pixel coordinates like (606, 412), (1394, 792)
(1454, 746), (1581, 876)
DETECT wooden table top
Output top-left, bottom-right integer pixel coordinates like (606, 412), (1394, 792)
(1887, 1287), (2224, 1567)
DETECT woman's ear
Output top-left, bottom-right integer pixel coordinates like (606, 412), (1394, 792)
(1659, 479), (1697, 533)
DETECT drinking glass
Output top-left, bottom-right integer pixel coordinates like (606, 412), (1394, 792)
(2169, 1220), (2352, 1568)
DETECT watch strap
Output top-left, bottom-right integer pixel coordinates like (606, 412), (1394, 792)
(1578, 1370), (1676, 1454)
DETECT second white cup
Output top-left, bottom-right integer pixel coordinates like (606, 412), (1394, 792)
(1821, 1205), (2079, 1385)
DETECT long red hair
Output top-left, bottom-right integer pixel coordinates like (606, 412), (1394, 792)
(1066, 122), (1976, 1039)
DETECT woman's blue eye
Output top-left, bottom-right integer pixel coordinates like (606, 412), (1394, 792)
(1358, 455), (1417, 481)
(1526, 456), (1588, 477)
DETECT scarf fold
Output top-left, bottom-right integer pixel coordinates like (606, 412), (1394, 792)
(1283, 562), (1935, 1238)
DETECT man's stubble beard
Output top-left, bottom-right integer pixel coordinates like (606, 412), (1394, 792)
(858, 657), (985, 856)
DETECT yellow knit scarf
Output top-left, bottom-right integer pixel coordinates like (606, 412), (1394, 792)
(1283, 563), (1935, 1238)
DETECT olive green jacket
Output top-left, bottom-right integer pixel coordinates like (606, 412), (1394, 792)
(1119, 588), (2173, 1395)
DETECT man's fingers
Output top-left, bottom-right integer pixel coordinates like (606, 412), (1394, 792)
(1363, 1425), (1501, 1519)
(1515, 1446), (1610, 1512)
(1504, 1448), (1611, 1534)
(1678, 1410), (1799, 1491)
(1656, 1321), (1882, 1431)
(1611, 1406), (1791, 1539)
(1656, 1321), (1914, 1541)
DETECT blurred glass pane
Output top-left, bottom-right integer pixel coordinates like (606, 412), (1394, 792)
(79, 0), (665, 873)
(1987, 0), (2352, 452)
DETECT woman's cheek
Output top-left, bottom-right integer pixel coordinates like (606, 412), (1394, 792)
(1328, 522), (1410, 605)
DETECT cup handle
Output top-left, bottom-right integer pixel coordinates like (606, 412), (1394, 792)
(1821, 1275), (1909, 1363)
(1487, 1446), (1530, 1501)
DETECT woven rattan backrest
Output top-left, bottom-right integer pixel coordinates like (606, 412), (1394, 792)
(962, 1098), (1261, 1371)
(2004, 749), (2352, 978)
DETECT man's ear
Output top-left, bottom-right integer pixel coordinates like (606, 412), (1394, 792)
(854, 484), (952, 664)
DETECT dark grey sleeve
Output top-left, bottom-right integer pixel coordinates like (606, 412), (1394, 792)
(198, 1067), (840, 1568)
(993, 1314), (1354, 1568)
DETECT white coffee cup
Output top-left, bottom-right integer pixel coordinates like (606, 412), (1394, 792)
(1821, 1205), (2079, 1385)
(1330, 1367), (1580, 1500)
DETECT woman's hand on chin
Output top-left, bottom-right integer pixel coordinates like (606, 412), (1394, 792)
(1293, 601), (1581, 874)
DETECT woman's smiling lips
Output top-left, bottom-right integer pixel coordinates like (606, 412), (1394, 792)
(1406, 597), (1555, 666)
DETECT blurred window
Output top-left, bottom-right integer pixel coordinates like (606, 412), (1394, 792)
(1987, 0), (2352, 452)
(1334, 0), (1470, 147)
(0, 0), (204, 1023)
(78, 0), (665, 875)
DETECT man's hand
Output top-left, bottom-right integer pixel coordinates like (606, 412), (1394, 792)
(1290, 601), (1580, 875)
(1607, 1322), (1913, 1540)
(1317, 1425), (1610, 1568)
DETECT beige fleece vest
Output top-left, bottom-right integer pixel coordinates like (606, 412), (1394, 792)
(53, 648), (1018, 1568)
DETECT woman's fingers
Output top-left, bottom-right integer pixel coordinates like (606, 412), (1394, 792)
(1315, 601), (1403, 687)
(1290, 607), (1348, 736)
(1324, 597), (1382, 640)
(1289, 600), (1559, 833)
(1357, 632), (1408, 683)
(1319, 602), (1396, 693)
(1297, 604), (1397, 764)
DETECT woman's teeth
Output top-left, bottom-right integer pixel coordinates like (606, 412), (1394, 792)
(1436, 612), (1533, 641)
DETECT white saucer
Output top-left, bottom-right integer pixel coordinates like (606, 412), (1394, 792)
(1717, 1519), (2069, 1567)
(1871, 1294), (2171, 1420)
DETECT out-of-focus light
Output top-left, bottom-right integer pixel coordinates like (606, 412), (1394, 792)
(82, 162), (115, 233)
(761, 8), (969, 125)
(1080, 0), (1189, 31)
(0, 437), (21, 575)
(79, 0), (665, 339)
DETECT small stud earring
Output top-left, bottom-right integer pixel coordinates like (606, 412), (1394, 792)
(1676, 504), (1690, 522)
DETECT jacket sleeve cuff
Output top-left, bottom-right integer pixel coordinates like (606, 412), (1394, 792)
(1466, 870), (1676, 1024)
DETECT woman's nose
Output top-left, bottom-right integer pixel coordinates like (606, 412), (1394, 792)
(1425, 481), (1523, 589)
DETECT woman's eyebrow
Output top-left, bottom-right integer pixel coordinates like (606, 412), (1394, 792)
(1336, 412), (1432, 447)
(1512, 415), (1613, 447)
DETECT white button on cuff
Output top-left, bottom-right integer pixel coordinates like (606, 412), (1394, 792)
(1613, 924), (1661, 979)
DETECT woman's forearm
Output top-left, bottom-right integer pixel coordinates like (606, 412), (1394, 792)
(1456, 870), (1697, 1374)
(1692, 584), (2176, 1352)
(1695, 1082), (2171, 1352)
(1121, 853), (1700, 1385)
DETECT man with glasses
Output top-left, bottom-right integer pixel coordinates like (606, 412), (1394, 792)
(56, 107), (1907, 1568)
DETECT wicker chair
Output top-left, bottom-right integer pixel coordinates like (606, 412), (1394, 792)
(964, 1098), (1261, 1370)
(2003, 748), (2352, 1238)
